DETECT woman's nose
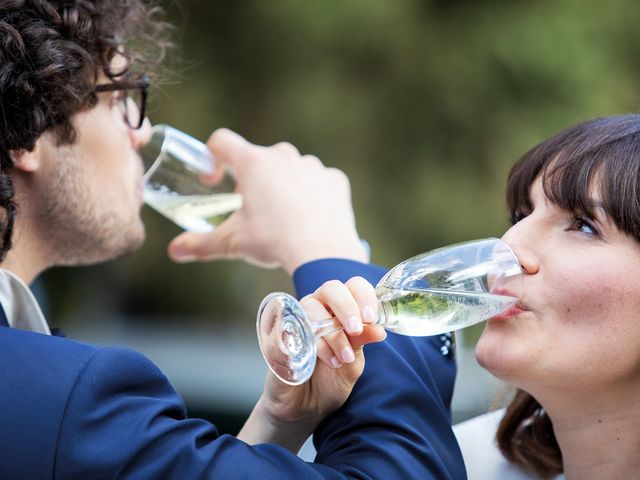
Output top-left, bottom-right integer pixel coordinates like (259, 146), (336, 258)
(501, 222), (540, 275)
(131, 117), (152, 150)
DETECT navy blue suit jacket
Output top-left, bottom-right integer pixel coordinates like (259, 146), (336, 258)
(0, 259), (465, 479)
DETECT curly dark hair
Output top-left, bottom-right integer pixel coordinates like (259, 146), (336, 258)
(0, 0), (172, 260)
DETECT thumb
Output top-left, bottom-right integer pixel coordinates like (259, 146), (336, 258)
(349, 325), (387, 350)
(167, 216), (240, 263)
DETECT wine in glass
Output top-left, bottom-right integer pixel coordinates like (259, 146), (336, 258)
(140, 125), (242, 232)
(257, 237), (522, 385)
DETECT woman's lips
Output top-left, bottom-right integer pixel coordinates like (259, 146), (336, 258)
(491, 305), (527, 320)
(490, 288), (529, 320)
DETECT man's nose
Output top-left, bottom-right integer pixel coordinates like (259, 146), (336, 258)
(131, 117), (152, 150)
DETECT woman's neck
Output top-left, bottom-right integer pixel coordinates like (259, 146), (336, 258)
(542, 388), (640, 479)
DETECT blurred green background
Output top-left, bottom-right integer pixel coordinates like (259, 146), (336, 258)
(37, 0), (640, 432)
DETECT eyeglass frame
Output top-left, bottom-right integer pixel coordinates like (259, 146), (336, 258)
(94, 74), (149, 130)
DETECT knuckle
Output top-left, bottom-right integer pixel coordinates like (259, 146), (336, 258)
(208, 128), (228, 146)
(321, 279), (344, 292)
(316, 341), (332, 361)
(302, 154), (323, 167)
(189, 239), (210, 258)
(327, 167), (350, 188)
(345, 275), (367, 289)
(273, 141), (300, 157)
(345, 362), (365, 382)
(207, 228), (237, 258)
(328, 166), (348, 180)
(244, 145), (263, 165)
(300, 295), (320, 309)
(325, 330), (347, 347)
(323, 330), (340, 342)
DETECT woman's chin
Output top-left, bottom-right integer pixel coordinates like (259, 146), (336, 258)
(475, 332), (521, 382)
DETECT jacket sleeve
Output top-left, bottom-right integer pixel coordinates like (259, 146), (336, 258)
(293, 258), (467, 479)
(54, 258), (465, 480)
(55, 346), (369, 479)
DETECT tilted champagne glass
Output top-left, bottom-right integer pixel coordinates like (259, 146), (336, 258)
(138, 126), (372, 260)
(140, 125), (242, 232)
(257, 237), (522, 385)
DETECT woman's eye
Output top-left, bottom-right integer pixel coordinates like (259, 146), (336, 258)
(573, 216), (598, 236)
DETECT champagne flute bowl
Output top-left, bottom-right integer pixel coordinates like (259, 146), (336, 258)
(257, 237), (522, 385)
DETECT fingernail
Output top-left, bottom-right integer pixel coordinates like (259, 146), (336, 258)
(363, 305), (375, 324)
(330, 356), (342, 369)
(341, 347), (355, 363)
(170, 245), (196, 263)
(172, 253), (196, 263)
(347, 316), (362, 334)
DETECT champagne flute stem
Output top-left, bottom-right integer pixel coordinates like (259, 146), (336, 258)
(313, 317), (343, 338)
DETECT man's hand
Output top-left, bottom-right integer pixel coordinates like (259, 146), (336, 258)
(167, 129), (368, 273)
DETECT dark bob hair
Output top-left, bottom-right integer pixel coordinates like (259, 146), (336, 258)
(498, 114), (640, 477)
(507, 115), (640, 241)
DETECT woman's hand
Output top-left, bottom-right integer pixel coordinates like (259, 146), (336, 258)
(237, 276), (386, 452)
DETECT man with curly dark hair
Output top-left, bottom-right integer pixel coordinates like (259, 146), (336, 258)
(0, 1), (464, 479)
(0, 0), (166, 265)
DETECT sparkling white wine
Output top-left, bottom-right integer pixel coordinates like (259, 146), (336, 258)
(375, 285), (517, 336)
(143, 185), (243, 232)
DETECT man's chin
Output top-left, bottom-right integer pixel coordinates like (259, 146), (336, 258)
(60, 225), (146, 267)
(119, 228), (146, 258)
(114, 224), (146, 259)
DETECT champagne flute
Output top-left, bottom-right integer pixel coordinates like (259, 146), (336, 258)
(140, 125), (242, 232)
(257, 237), (522, 385)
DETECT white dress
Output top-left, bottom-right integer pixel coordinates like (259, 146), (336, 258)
(453, 409), (564, 480)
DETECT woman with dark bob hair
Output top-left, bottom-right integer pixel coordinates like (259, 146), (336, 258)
(329, 114), (640, 479)
(453, 114), (640, 479)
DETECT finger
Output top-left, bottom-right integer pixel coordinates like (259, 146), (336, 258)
(349, 325), (387, 351)
(326, 167), (350, 191)
(317, 336), (343, 369)
(271, 141), (300, 158)
(338, 326), (385, 383)
(301, 296), (355, 366)
(167, 216), (239, 262)
(345, 276), (379, 325)
(300, 154), (323, 168)
(318, 323), (358, 365)
(206, 128), (254, 170)
(300, 296), (343, 368)
(312, 280), (363, 336)
(198, 164), (226, 186)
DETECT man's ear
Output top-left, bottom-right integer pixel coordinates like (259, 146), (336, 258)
(10, 146), (41, 172)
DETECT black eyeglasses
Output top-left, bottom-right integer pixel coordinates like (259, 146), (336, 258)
(95, 74), (149, 130)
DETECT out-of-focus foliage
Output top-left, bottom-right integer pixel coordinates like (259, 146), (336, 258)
(43, 0), (640, 332)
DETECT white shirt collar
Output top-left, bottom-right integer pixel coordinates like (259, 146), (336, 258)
(0, 268), (50, 335)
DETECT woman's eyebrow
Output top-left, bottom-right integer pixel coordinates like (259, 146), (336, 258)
(580, 200), (611, 223)
(585, 200), (606, 212)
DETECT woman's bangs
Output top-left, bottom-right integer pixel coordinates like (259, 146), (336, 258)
(506, 116), (640, 240)
(541, 150), (605, 221)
